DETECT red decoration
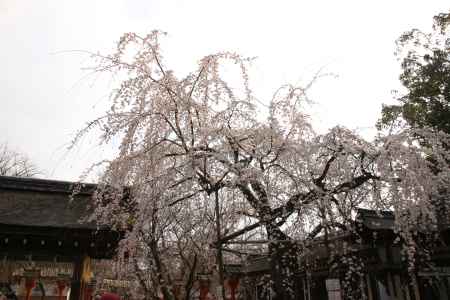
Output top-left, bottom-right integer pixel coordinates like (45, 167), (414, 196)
(199, 286), (209, 300)
(24, 278), (36, 300)
(173, 284), (182, 300)
(197, 274), (211, 300)
(100, 292), (120, 300)
(57, 280), (66, 300)
(228, 278), (239, 300)
(84, 285), (94, 300)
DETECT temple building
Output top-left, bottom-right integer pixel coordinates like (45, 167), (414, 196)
(3, 175), (450, 300)
(225, 209), (450, 300)
(0, 176), (121, 300)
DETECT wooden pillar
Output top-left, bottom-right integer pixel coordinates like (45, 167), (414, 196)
(404, 281), (411, 300)
(366, 275), (373, 300)
(214, 190), (225, 300)
(303, 276), (311, 300)
(394, 275), (404, 300)
(70, 256), (84, 300)
(387, 272), (395, 299)
(303, 278), (308, 300)
(412, 275), (421, 300)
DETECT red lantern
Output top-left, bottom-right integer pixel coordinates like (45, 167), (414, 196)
(24, 278), (36, 300)
(84, 286), (92, 300)
(100, 292), (120, 300)
(23, 268), (39, 300)
(228, 278), (239, 300)
(197, 274), (210, 300)
(57, 280), (67, 300)
(173, 279), (183, 300)
(84, 281), (96, 300)
(199, 286), (209, 300)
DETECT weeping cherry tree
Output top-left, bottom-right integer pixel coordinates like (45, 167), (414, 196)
(74, 31), (450, 300)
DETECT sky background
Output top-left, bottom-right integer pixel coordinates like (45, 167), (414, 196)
(1, 0), (449, 181)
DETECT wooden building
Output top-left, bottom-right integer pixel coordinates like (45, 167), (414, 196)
(226, 209), (450, 300)
(0, 176), (121, 300)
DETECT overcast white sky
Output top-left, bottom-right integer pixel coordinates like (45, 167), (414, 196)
(1, 0), (449, 181)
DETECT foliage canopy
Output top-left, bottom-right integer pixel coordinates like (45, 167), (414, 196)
(76, 30), (450, 300)
(378, 11), (450, 133)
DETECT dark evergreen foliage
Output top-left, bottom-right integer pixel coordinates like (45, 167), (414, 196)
(378, 11), (450, 133)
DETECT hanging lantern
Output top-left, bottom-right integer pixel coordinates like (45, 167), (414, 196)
(227, 277), (240, 300)
(84, 280), (97, 300)
(23, 268), (40, 300)
(196, 273), (211, 300)
(24, 278), (36, 300)
(57, 274), (71, 300)
(173, 278), (183, 300)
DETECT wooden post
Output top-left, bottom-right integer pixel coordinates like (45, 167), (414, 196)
(412, 275), (421, 300)
(404, 281), (411, 300)
(366, 275), (373, 300)
(303, 278), (308, 300)
(214, 189), (225, 300)
(387, 272), (395, 298)
(394, 275), (404, 300)
(70, 256), (84, 300)
(304, 276), (311, 300)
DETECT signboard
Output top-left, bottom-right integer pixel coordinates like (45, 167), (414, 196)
(326, 278), (342, 300)
(326, 278), (341, 291)
(9, 261), (73, 278)
(102, 279), (130, 288)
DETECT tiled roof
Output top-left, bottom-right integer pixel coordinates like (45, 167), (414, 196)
(0, 176), (97, 229)
(356, 208), (395, 230)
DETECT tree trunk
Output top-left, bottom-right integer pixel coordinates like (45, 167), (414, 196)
(267, 225), (299, 300)
(149, 239), (175, 300)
